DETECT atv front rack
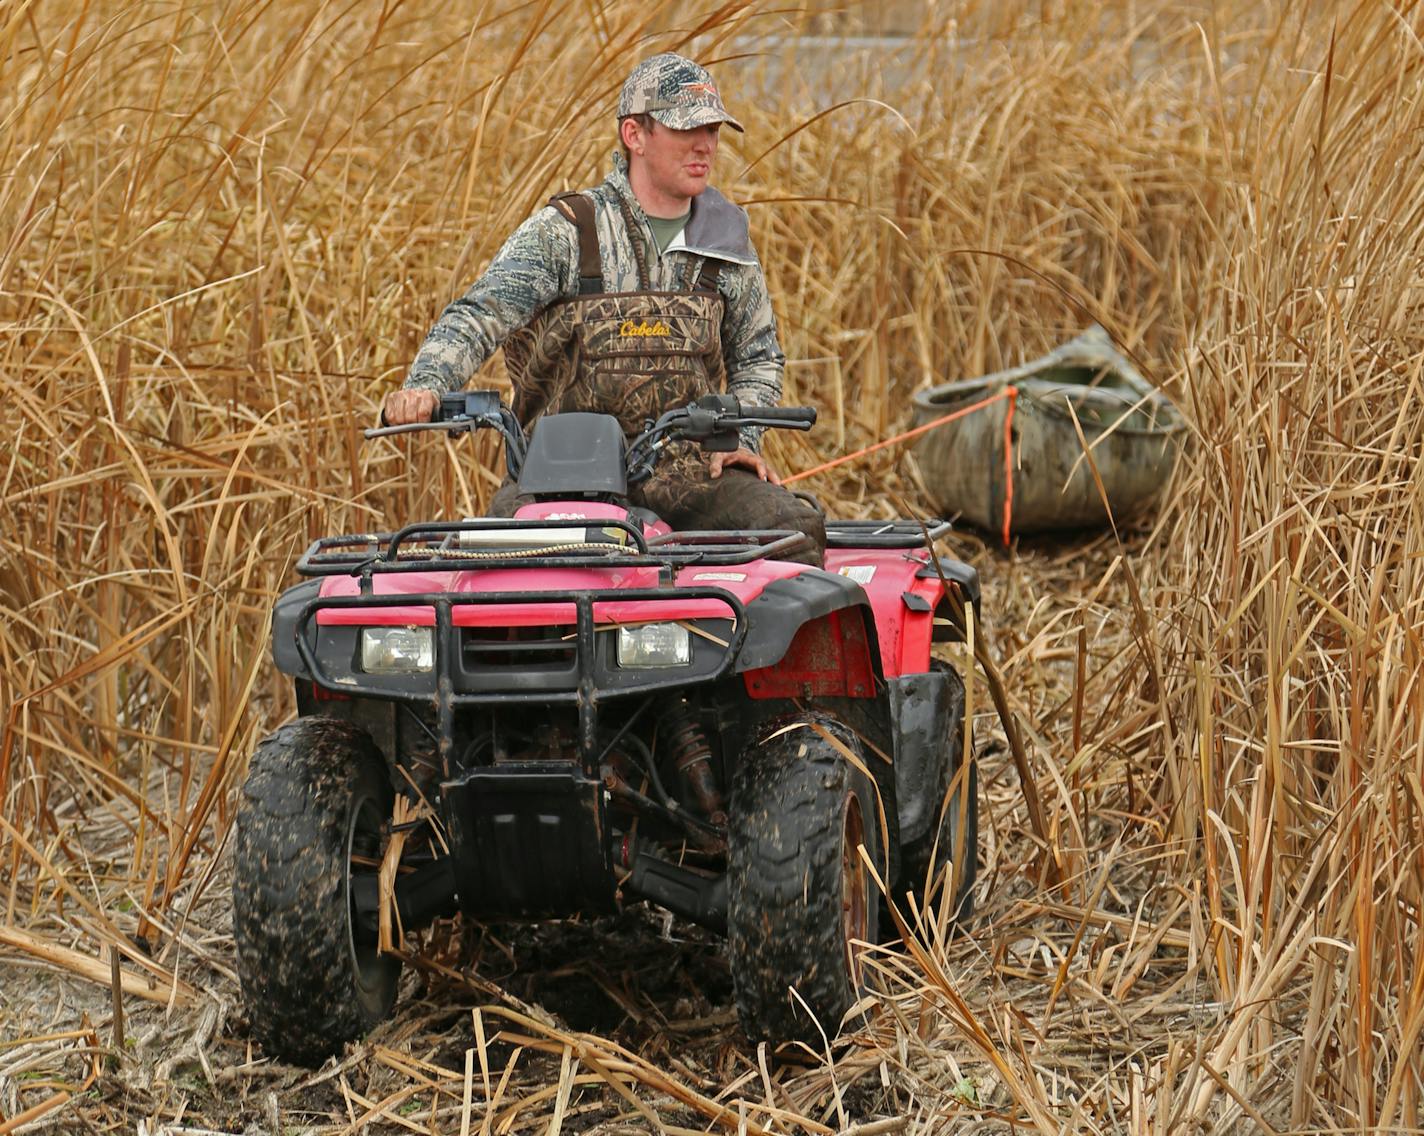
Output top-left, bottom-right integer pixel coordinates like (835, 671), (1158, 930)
(297, 518), (812, 582)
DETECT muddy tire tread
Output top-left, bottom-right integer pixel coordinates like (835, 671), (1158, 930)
(728, 715), (881, 1045)
(232, 717), (398, 1066)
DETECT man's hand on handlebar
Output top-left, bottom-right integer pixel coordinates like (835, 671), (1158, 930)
(710, 448), (781, 485)
(382, 388), (439, 426)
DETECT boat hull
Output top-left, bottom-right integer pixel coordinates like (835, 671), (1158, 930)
(910, 329), (1184, 538)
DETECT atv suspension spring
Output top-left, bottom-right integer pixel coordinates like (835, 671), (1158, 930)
(662, 697), (726, 826)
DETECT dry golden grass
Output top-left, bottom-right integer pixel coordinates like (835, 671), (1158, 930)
(2, 0), (1422, 1131)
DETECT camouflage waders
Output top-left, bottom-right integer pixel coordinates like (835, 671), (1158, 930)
(493, 192), (826, 565)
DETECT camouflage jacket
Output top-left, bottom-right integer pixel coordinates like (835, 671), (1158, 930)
(404, 153), (785, 450)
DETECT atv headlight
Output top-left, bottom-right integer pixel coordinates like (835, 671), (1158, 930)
(616, 622), (690, 668)
(360, 627), (433, 674)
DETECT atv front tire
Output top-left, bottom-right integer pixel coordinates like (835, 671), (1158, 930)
(728, 714), (883, 1046)
(233, 717), (400, 1065)
(897, 661), (978, 925)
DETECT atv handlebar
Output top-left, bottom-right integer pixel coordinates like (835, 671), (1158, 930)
(366, 391), (527, 476)
(365, 391), (814, 486)
(741, 405), (817, 426)
(367, 391), (513, 439)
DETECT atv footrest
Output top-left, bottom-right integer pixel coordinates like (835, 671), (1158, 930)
(626, 852), (726, 934)
(442, 762), (615, 919)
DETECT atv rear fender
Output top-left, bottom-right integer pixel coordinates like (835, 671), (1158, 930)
(887, 665), (964, 847)
(813, 551), (980, 678)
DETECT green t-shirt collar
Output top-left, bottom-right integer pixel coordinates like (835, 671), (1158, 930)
(646, 208), (691, 254)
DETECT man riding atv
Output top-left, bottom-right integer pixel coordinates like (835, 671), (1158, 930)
(227, 52), (979, 1066)
(381, 52), (826, 566)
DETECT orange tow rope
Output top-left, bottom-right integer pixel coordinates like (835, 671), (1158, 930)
(784, 385), (1019, 546)
(1000, 385), (1017, 546)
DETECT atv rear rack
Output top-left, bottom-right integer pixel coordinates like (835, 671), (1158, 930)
(297, 519), (812, 581)
(824, 519), (951, 548)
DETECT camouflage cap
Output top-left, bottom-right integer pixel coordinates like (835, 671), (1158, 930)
(617, 52), (744, 133)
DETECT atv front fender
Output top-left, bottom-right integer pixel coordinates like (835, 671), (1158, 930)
(271, 578), (321, 679)
(735, 573), (876, 672)
(736, 573), (884, 700)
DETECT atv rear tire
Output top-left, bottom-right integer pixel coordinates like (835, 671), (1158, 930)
(233, 717), (400, 1065)
(897, 661), (978, 925)
(728, 714), (883, 1046)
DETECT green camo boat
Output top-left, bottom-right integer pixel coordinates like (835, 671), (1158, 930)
(910, 327), (1186, 540)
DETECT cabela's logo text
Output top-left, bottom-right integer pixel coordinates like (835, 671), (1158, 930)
(619, 319), (671, 337)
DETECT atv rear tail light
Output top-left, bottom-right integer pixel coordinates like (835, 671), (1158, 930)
(360, 627), (434, 674)
(615, 622), (690, 668)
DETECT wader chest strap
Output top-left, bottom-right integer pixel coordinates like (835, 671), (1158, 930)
(695, 259), (722, 293)
(550, 192), (602, 295)
(551, 190), (724, 297)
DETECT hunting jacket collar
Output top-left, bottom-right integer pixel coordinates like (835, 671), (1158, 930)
(604, 152), (757, 268)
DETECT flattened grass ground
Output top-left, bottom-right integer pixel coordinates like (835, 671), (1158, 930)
(3, 1), (1422, 1131)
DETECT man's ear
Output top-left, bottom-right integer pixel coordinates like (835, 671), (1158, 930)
(619, 115), (645, 155)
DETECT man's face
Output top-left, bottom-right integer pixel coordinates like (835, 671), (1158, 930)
(628, 119), (720, 210)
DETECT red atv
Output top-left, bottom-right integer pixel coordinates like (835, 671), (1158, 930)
(232, 392), (979, 1065)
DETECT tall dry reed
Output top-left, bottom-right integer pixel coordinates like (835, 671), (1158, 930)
(1, 0), (1420, 1130)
